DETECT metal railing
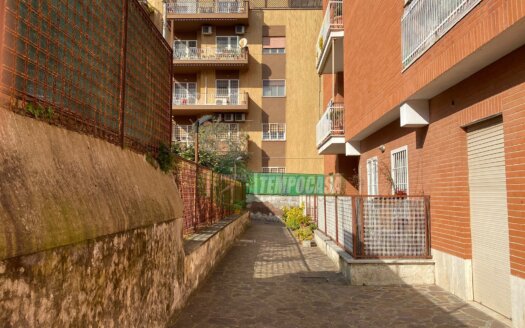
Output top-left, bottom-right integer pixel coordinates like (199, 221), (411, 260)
(0, 0), (173, 154)
(174, 46), (248, 61)
(316, 101), (344, 147)
(250, 0), (322, 9)
(172, 92), (249, 106)
(167, 0), (248, 14)
(316, 0), (343, 63)
(172, 156), (246, 235)
(402, 0), (483, 69)
(302, 195), (431, 259)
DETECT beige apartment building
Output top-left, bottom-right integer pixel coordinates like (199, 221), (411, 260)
(145, 0), (324, 174)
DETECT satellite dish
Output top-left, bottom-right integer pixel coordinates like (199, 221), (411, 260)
(239, 38), (248, 48)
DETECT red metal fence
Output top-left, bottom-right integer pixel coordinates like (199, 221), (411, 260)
(0, 0), (172, 154)
(302, 195), (431, 259)
(172, 156), (246, 235)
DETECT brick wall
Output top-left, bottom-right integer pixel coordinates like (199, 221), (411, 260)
(358, 46), (525, 278)
(345, 0), (525, 140)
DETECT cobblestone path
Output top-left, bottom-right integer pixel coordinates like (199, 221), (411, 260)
(173, 220), (508, 328)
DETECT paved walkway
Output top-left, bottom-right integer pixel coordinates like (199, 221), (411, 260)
(173, 220), (508, 328)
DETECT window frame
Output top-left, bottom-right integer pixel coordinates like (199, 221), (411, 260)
(262, 123), (286, 141)
(262, 167), (286, 174)
(366, 156), (379, 195)
(262, 79), (286, 98)
(390, 145), (409, 194)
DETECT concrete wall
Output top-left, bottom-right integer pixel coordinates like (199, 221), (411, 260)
(247, 195), (302, 220)
(0, 108), (182, 260)
(0, 109), (251, 326)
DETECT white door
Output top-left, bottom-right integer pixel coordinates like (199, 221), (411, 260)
(467, 116), (512, 318)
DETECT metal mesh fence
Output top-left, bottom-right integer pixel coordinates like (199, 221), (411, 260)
(306, 195), (430, 259)
(325, 196), (336, 239)
(337, 196), (352, 253)
(172, 156), (246, 235)
(317, 196), (325, 233)
(356, 196), (430, 258)
(0, 0), (172, 154)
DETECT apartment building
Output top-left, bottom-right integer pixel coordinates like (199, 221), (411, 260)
(150, 0), (324, 174)
(316, 0), (525, 325)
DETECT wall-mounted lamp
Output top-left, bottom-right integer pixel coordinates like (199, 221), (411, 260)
(379, 145), (386, 153)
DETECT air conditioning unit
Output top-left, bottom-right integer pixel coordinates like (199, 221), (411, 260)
(234, 113), (246, 122)
(202, 25), (212, 35)
(224, 113), (234, 122)
(215, 98), (229, 105)
(235, 25), (246, 35)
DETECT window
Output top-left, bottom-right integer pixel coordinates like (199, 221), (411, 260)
(173, 82), (197, 105)
(262, 37), (286, 54)
(216, 79), (239, 104)
(216, 36), (240, 54)
(367, 157), (379, 195)
(172, 124), (193, 145)
(391, 146), (409, 194)
(217, 123), (239, 140)
(173, 40), (197, 59)
(262, 123), (286, 141)
(262, 167), (285, 174)
(263, 80), (286, 97)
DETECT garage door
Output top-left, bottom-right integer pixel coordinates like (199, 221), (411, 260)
(467, 116), (511, 318)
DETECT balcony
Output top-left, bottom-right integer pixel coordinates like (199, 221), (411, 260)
(402, 0), (483, 69)
(316, 101), (345, 154)
(172, 91), (249, 115)
(173, 46), (249, 73)
(166, 0), (249, 28)
(315, 0), (344, 74)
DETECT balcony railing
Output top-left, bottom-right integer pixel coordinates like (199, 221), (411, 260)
(402, 0), (483, 69)
(316, 102), (344, 148)
(166, 0), (248, 15)
(173, 92), (249, 106)
(316, 1), (343, 63)
(174, 46), (248, 61)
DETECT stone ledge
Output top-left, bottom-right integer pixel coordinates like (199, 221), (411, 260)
(315, 230), (435, 286)
(183, 214), (247, 255)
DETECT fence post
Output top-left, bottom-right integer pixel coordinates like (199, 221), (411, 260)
(193, 163), (198, 231)
(118, 0), (129, 148)
(351, 196), (358, 257)
(323, 195), (327, 234)
(210, 171), (214, 224)
(335, 196), (339, 244)
(425, 196), (431, 258)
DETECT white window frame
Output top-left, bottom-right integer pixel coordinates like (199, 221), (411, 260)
(173, 82), (197, 105)
(366, 156), (379, 195)
(262, 48), (286, 55)
(390, 145), (409, 194)
(216, 36), (239, 52)
(262, 79), (286, 98)
(216, 79), (240, 104)
(262, 123), (286, 141)
(173, 40), (198, 59)
(262, 167), (286, 174)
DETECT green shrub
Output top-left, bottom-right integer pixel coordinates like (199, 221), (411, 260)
(282, 205), (317, 240)
(295, 226), (314, 241)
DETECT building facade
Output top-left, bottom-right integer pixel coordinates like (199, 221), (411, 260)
(316, 0), (525, 326)
(153, 0), (324, 174)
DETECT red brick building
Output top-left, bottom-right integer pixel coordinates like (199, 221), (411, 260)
(316, 0), (525, 325)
